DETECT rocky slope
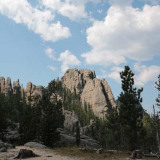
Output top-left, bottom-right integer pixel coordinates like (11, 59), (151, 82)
(0, 68), (116, 117)
(62, 69), (116, 117)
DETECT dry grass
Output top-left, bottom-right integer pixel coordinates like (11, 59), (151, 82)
(54, 147), (131, 160)
(54, 147), (160, 160)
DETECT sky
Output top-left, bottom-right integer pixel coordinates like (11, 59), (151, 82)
(0, 0), (160, 113)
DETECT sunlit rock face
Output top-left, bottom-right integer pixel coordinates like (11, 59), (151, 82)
(0, 77), (43, 104)
(25, 82), (43, 104)
(62, 68), (116, 118)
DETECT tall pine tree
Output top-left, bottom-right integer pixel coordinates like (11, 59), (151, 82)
(155, 74), (160, 107)
(118, 66), (144, 150)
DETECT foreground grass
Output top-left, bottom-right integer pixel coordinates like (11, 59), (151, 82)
(54, 147), (130, 160)
(54, 147), (160, 160)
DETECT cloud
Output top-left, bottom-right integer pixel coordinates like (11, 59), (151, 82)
(48, 66), (56, 71)
(97, 67), (123, 83)
(134, 63), (160, 86)
(41, 0), (99, 21)
(58, 50), (81, 73)
(0, 0), (71, 42)
(45, 47), (57, 60)
(99, 64), (160, 86)
(108, 67), (124, 83)
(82, 3), (160, 66)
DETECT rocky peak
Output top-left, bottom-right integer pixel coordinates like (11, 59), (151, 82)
(13, 79), (20, 94)
(62, 68), (116, 118)
(62, 68), (96, 94)
(25, 82), (43, 103)
(0, 77), (5, 93)
(0, 77), (43, 103)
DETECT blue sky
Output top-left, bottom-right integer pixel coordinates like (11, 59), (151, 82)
(0, 0), (160, 113)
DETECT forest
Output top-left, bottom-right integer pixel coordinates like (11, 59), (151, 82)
(0, 66), (160, 153)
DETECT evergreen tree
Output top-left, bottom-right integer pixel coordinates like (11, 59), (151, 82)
(0, 93), (8, 139)
(105, 105), (120, 149)
(118, 66), (144, 150)
(38, 89), (64, 147)
(155, 74), (160, 107)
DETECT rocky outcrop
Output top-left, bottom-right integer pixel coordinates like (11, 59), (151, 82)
(0, 77), (23, 97)
(62, 69), (116, 117)
(0, 77), (12, 96)
(63, 110), (80, 133)
(57, 128), (99, 148)
(24, 142), (46, 149)
(0, 140), (15, 152)
(25, 82), (43, 103)
(62, 68), (96, 94)
(13, 79), (20, 94)
(0, 77), (43, 104)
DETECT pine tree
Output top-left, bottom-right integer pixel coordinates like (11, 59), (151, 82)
(38, 89), (64, 147)
(118, 66), (144, 150)
(155, 74), (160, 107)
(0, 93), (8, 139)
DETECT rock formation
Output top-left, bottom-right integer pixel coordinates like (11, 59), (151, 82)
(25, 82), (43, 103)
(0, 68), (116, 117)
(62, 69), (116, 117)
(0, 77), (43, 103)
(63, 110), (80, 133)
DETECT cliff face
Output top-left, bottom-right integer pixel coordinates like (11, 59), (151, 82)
(62, 69), (116, 117)
(0, 77), (43, 102)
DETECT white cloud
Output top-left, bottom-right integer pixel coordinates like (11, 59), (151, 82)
(58, 50), (81, 73)
(48, 66), (56, 71)
(108, 67), (123, 83)
(0, 0), (71, 42)
(42, 0), (99, 21)
(45, 47), (57, 60)
(134, 63), (160, 86)
(97, 67), (123, 82)
(82, 3), (160, 66)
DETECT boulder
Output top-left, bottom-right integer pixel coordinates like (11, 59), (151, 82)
(60, 134), (76, 146)
(0, 147), (7, 152)
(4, 143), (15, 149)
(63, 110), (80, 133)
(0, 140), (14, 152)
(24, 142), (46, 149)
(0, 141), (5, 148)
(5, 129), (20, 144)
(58, 128), (99, 148)
(14, 149), (39, 159)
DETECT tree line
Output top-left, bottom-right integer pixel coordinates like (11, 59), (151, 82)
(0, 66), (160, 151)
